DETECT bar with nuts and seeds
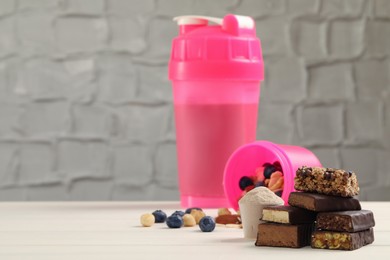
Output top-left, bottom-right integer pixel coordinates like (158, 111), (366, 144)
(294, 166), (359, 197)
(311, 228), (374, 250)
(316, 210), (375, 232)
(256, 222), (313, 248)
(262, 205), (317, 224)
(288, 192), (361, 212)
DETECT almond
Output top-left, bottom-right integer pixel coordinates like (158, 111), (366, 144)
(215, 214), (241, 225)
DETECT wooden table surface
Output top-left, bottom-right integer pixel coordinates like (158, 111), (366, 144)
(0, 201), (388, 259)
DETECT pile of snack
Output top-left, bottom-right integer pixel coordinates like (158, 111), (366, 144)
(139, 165), (375, 251)
(238, 162), (284, 200)
(140, 207), (216, 232)
(140, 207), (242, 232)
(254, 166), (375, 250)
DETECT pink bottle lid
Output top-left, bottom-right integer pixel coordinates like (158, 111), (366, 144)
(169, 14), (264, 81)
(223, 141), (323, 210)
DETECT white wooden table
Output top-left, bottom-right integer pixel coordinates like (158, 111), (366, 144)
(0, 202), (388, 259)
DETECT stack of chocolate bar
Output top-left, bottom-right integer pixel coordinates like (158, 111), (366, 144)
(255, 166), (375, 250)
(312, 210), (375, 250)
(256, 205), (316, 248)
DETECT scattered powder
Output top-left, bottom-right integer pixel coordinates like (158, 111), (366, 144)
(239, 187), (284, 205)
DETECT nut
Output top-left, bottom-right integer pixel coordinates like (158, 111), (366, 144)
(217, 208), (232, 216)
(140, 213), (155, 227)
(269, 177), (284, 191)
(314, 239), (324, 248)
(340, 234), (348, 242)
(191, 209), (206, 224)
(215, 214), (241, 224)
(268, 171), (283, 187)
(183, 214), (196, 227)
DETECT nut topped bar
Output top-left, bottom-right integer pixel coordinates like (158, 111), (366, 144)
(295, 166), (359, 197)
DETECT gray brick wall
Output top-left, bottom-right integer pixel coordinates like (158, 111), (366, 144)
(0, 0), (389, 201)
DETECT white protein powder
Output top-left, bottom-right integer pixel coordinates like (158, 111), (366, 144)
(238, 187), (284, 205)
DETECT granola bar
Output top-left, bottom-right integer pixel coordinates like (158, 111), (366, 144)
(294, 166), (359, 197)
(311, 228), (374, 250)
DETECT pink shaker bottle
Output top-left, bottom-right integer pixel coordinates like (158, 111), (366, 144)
(168, 14), (264, 208)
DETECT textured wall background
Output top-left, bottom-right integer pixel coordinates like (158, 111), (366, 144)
(0, 0), (389, 201)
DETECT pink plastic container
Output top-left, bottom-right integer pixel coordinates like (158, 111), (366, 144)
(223, 141), (322, 210)
(169, 14), (264, 208)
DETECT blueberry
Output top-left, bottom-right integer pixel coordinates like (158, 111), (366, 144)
(275, 190), (283, 197)
(263, 165), (277, 179)
(184, 207), (202, 214)
(199, 216), (216, 232)
(166, 215), (183, 228)
(255, 181), (265, 187)
(171, 210), (185, 217)
(239, 176), (254, 191)
(152, 210), (167, 223)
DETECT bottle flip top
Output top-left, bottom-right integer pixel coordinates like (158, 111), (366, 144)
(169, 14), (264, 81)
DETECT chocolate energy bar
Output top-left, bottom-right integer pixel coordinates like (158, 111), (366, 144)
(256, 223), (313, 248)
(311, 228), (374, 250)
(316, 210), (375, 232)
(262, 205), (317, 224)
(288, 192), (361, 212)
(295, 166), (359, 197)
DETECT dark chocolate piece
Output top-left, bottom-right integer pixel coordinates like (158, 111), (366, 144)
(255, 223), (313, 248)
(311, 228), (374, 250)
(316, 210), (375, 232)
(262, 205), (317, 224)
(288, 192), (361, 212)
(295, 166), (359, 197)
